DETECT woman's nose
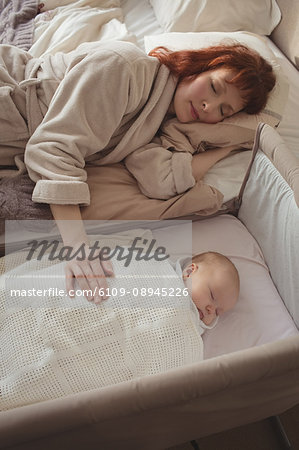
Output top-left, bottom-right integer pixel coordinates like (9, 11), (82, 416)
(202, 100), (220, 123)
(202, 100), (217, 113)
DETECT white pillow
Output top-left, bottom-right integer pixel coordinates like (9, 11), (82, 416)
(149, 0), (281, 36)
(39, 0), (120, 12)
(144, 31), (289, 129)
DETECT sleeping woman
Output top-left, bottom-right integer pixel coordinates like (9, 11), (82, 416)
(0, 40), (275, 298)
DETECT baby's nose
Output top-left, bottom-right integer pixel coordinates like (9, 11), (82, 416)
(206, 304), (216, 314)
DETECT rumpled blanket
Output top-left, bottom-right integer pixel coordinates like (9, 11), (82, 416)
(0, 0), (39, 50)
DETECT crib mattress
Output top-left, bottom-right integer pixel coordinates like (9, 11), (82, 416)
(153, 214), (298, 360)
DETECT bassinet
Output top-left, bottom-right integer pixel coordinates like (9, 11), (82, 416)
(0, 0), (299, 448)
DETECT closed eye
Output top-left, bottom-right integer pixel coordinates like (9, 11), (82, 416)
(211, 81), (224, 116)
(210, 290), (216, 302)
(210, 290), (220, 315)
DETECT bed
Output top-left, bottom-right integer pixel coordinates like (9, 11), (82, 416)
(0, 0), (299, 448)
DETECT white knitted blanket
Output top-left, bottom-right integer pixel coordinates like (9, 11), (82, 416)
(0, 243), (203, 411)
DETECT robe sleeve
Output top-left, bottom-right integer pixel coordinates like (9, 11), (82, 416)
(25, 44), (155, 205)
(125, 143), (195, 200)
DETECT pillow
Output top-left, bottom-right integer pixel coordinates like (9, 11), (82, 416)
(0, 162), (223, 230)
(39, 0), (120, 11)
(144, 31), (289, 130)
(149, 0), (281, 36)
(271, 0), (299, 69)
(81, 162), (224, 220)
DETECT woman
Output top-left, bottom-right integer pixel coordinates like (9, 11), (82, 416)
(0, 40), (275, 300)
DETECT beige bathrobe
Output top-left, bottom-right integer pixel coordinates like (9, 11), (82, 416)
(0, 40), (201, 205)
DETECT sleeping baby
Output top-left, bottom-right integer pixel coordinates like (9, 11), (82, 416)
(179, 251), (239, 326)
(1, 246), (239, 410)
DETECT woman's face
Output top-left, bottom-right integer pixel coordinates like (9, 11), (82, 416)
(173, 67), (245, 124)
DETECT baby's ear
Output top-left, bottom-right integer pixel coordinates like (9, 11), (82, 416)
(182, 263), (196, 280)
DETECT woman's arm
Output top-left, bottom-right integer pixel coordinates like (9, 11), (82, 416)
(50, 204), (114, 303)
(125, 143), (195, 199)
(126, 144), (237, 199)
(191, 145), (237, 181)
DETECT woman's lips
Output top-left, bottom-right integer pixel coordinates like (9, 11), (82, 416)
(191, 102), (199, 121)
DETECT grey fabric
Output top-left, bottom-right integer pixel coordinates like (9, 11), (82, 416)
(0, 0), (38, 50)
(0, 174), (52, 220)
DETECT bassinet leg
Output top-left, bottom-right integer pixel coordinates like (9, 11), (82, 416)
(269, 416), (293, 449)
(189, 416), (292, 450)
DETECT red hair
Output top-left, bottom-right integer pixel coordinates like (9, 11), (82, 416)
(149, 43), (276, 114)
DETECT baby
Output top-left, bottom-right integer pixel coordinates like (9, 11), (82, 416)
(180, 251), (240, 326)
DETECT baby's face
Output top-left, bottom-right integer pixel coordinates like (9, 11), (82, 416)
(183, 262), (239, 325)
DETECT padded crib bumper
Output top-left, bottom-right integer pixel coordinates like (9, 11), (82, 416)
(1, 335), (299, 449)
(239, 123), (299, 328)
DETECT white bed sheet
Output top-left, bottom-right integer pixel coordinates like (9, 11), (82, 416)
(30, 1), (135, 57)
(120, 0), (163, 49)
(153, 215), (298, 359)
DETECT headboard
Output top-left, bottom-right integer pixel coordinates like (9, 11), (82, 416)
(271, 0), (299, 68)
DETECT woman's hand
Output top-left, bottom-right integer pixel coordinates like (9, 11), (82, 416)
(50, 204), (114, 304)
(64, 240), (114, 304)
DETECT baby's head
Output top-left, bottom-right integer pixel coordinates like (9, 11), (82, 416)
(182, 251), (239, 325)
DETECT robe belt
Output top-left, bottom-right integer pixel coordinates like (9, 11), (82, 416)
(18, 60), (45, 136)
